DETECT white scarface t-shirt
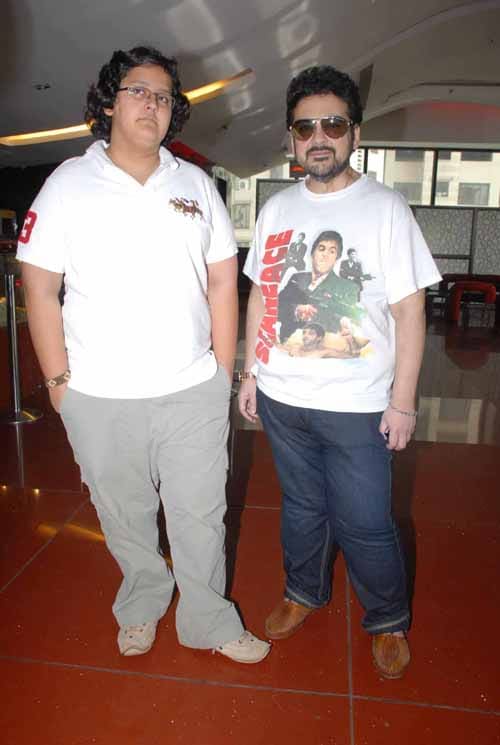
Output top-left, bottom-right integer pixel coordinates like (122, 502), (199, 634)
(244, 175), (441, 413)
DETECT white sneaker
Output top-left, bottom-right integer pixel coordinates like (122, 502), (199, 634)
(214, 630), (271, 664)
(117, 621), (157, 656)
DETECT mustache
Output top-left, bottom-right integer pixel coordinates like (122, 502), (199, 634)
(306, 146), (335, 156)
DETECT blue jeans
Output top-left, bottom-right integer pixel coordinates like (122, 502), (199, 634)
(257, 389), (409, 634)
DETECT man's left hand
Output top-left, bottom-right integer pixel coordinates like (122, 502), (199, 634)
(379, 406), (416, 451)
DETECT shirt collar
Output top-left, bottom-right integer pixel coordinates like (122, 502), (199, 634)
(87, 140), (179, 173)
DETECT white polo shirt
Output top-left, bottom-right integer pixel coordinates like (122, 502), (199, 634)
(17, 140), (237, 398)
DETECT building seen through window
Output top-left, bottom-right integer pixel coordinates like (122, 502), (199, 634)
(394, 182), (423, 204)
(395, 149), (425, 162)
(436, 151), (498, 207)
(436, 180), (450, 198)
(457, 183), (490, 206)
(367, 149), (433, 204)
(460, 151), (493, 162)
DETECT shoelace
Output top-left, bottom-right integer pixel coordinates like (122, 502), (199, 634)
(216, 631), (253, 650)
(237, 631), (253, 644)
(124, 623), (148, 636)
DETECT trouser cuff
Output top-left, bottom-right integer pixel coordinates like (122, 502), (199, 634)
(365, 613), (410, 635)
(285, 586), (329, 611)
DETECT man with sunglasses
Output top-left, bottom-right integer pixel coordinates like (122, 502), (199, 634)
(18, 46), (270, 665)
(239, 65), (440, 679)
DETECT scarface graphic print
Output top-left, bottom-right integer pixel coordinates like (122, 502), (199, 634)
(256, 228), (374, 364)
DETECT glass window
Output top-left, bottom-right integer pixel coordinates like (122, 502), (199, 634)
(349, 147), (365, 174)
(367, 148), (434, 203)
(394, 181), (423, 204)
(395, 149), (425, 162)
(438, 150), (452, 160)
(435, 150), (499, 206)
(457, 183), (490, 207)
(460, 151), (493, 162)
(436, 180), (450, 197)
(365, 148), (385, 183)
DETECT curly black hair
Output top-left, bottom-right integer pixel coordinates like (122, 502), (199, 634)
(286, 66), (363, 129)
(311, 230), (344, 259)
(85, 46), (190, 146)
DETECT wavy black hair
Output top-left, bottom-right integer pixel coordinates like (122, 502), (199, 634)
(311, 230), (344, 259)
(286, 66), (363, 129)
(85, 46), (191, 146)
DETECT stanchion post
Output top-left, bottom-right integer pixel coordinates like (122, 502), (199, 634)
(0, 252), (42, 425)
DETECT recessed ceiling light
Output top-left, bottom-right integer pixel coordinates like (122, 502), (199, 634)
(0, 124), (92, 146)
(186, 68), (253, 104)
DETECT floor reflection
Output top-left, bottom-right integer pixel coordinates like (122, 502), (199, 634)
(415, 396), (497, 444)
(417, 323), (500, 444)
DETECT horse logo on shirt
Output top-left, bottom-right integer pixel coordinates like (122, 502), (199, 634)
(169, 197), (204, 220)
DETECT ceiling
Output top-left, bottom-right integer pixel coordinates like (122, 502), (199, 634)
(1, 0), (499, 176)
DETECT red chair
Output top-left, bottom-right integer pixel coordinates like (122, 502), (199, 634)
(447, 281), (497, 325)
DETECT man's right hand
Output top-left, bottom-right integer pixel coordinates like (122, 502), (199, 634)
(238, 377), (259, 423)
(295, 304), (317, 321)
(49, 383), (68, 414)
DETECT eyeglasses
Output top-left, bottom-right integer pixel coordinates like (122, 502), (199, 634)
(289, 115), (353, 141)
(118, 86), (173, 108)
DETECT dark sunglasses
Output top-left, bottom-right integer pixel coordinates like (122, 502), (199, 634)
(289, 115), (354, 141)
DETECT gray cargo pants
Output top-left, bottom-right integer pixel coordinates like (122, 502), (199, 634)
(60, 366), (244, 649)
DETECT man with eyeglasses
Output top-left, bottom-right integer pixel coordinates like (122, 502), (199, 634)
(239, 65), (440, 679)
(18, 46), (270, 665)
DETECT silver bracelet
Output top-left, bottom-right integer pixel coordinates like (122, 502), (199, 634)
(389, 402), (418, 418)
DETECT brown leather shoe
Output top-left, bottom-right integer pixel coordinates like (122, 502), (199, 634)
(372, 633), (410, 679)
(265, 598), (315, 640)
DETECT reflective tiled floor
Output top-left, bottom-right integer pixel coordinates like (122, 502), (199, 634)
(1, 320), (500, 744)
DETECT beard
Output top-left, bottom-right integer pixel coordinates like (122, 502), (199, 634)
(303, 147), (352, 182)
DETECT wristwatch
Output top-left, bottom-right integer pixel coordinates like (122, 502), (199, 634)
(237, 371), (256, 382)
(45, 370), (71, 389)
